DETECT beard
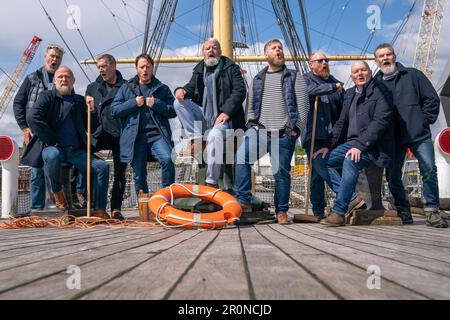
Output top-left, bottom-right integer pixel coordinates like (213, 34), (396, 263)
(204, 56), (219, 67)
(316, 67), (330, 79)
(268, 56), (284, 68)
(380, 63), (397, 76)
(56, 83), (72, 95)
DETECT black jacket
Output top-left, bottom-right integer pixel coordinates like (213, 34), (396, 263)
(302, 71), (344, 147)
(374, 62), (440, 146)
(85, 71), (125, 149)
(21, 89), (87, 168)
(177, 56), (247, 130)
(13, 67), (52, 130)
(332, 79), (394, 168)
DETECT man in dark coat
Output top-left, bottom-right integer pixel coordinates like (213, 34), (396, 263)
(85, 54), (126, 220)
(314, 61), (394, 226)
(21, 66), (110, 218)
(13, 44), (64, 212)
(374, 43), (447, 228)
(173, 38), (246, 188)
(111, 54), (176, 194)
(302, 52), (364, 220)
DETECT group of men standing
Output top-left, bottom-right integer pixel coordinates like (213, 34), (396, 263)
(13, 39), (447, 228)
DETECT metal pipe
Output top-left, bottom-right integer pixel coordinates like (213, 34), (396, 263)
(81, 55), (375, 65)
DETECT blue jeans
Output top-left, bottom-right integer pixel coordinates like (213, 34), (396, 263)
(42, 146), (110, 209)
(235, 128), (297, 214)
(386, 138), (439, 210)
(30, 167), (45, 209)
(173, 99), (206, 140)
(327, 143), (371, 215)
(304, 141), (342, 216)
(131, 138), (175, 194)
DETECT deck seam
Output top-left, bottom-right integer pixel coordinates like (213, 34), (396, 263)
(238, 226), (256, 300)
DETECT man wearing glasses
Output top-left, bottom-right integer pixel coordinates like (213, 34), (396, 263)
(302, 52), (364, 221)
(13, 44), (64, 214)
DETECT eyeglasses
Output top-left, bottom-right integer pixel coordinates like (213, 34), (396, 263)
(311, 58), (329, 64)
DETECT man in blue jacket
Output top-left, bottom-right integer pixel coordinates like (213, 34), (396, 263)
(316, 61), (394, 226)
(21, 66), (110, 218)
(13, 44), (64, 212)
(85, 54), (126, 220)
(111, 54), (177, 194)
(374, 43), (447, 228)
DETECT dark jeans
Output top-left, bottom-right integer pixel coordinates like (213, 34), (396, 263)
(327, 143), (371, 215)
(386, 138), (440, 210)
(42, 146), (110, 209)
(305, 141), (356, 216)
(110, 141), (127, 211)
(235, 128), (297, 214)
(131, 138), (175, 194)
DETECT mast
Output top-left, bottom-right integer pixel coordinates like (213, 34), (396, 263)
(213, 0), (233, 59)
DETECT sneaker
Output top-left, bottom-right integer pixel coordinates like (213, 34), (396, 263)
(320, 212), (345, 227)
(426, 209), (449, 228)
(397, 206), (414, 225)
(348, 196), (366, 213)
(277, 212), (290, 225)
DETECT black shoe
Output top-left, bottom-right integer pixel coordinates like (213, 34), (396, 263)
(112, 210), (125, 221)
(426, 210), (448, 228)
(397, 206), (414, 225)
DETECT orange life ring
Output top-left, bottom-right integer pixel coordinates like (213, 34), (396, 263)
(148, 184), (242, 229)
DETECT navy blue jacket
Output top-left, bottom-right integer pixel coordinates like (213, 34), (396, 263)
(21, 89), (87, 168)
(248, 65), (300, 135)
(85, 71), (125, 149)
(374, 62), (440, 146)
(302, 71), (344, 147)
(331, 79), (394, 168)
(111, 75), (176, 164)
(177, 56), (247, 130)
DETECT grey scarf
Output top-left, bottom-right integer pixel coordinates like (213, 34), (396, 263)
(202, 59), (223, 128)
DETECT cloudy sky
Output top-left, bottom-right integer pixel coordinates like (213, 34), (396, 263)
(1, 0), (449, 144)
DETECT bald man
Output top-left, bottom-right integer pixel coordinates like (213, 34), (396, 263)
(314, 61), (394, 226)
(21, 66), (110, 218)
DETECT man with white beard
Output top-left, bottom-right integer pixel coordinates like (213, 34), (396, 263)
(373, 43), (447, 228)
(21, 66), (110, 218)
(173, 38), (246, 189)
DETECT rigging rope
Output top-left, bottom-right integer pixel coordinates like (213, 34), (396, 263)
(38, 0), (91, 82)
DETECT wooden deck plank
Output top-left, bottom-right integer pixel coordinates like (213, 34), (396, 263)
(0, 230), (198, 300)
(168, 227), (251, 300)
(373, 224), (450, 240)
(79, 230), (217, 300)
(257, 224), (425, 299)
(0, 228), (183, 295)
(300, 224), (450, 263)
(275, 225), (450, 299)
(0, 228), (165, 270)
(238, 226), (338, 300)
(0, 227), (129, 250)
(0, 228), (140, 259)
(297, 224), (450, 277)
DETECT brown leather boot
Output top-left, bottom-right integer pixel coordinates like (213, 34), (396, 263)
(92, 209), (111, 219)
(54, 190), (69, 211)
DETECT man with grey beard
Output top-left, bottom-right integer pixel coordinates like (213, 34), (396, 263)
(173, 38), (246, 188)
(374, 43), (446, 228)
(21, 66), (110, 218)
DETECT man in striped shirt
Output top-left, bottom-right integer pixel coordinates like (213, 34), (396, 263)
(234, 39), (309, 224)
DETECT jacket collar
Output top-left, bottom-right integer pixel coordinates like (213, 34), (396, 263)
(255, 65), (289, 80)
(95, 70), (125, 88)
(193, 56), (234, 74)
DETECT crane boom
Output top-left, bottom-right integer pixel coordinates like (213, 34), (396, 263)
(413, 0), (446, 79)
(0, 36), (42, 120)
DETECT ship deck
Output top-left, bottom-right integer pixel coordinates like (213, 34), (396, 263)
(0, 209), (449, 300)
